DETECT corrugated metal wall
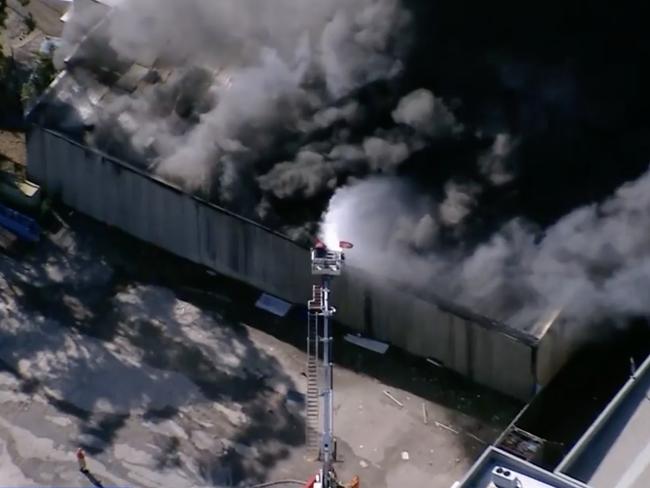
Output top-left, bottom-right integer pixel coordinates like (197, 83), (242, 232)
(27, 127), (539, 400)
(535, 319), (583, 391)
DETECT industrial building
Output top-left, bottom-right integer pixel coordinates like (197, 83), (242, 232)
(454, 352), (650, 487)
(26, 124), (582, 402)
(557, 354), (650, 487)
(23, 0), (587, 403)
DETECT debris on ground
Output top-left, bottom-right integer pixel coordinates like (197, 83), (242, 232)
(426, 358), (444, 368)
(383, 390), (404, 408)
(435, 421), (460, 435)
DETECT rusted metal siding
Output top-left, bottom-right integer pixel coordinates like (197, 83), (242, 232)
(27, 126), (539, 400)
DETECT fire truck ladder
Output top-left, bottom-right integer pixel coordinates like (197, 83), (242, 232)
(306, 285), (323, 457)
(307, 279), (338, 467)
(306, 244), (346, 488)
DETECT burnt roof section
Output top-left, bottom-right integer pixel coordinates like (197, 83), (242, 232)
(28, 2), (551, 343)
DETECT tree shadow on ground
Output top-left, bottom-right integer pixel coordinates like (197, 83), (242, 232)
(66, 208), (523, 471)
(0, 211), (306, 485)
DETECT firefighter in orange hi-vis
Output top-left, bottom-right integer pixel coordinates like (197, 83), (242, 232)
(345, 475), (360, 488)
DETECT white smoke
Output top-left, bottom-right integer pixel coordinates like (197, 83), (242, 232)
(322, 168), (650, 331)
(392, 88), (462, 137)
(53, 0), (650, 338)
(57, 0), (455, 215)
(439, 181), (480, 226)
(479, 133), (517, 186)
(258, 151), (339, 199)
(51, 0), (470, 244)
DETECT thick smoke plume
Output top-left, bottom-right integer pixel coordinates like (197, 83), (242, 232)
(323, 169), (650, 331)
(56, 0), (440, 217)
(50, 1), (650, 332)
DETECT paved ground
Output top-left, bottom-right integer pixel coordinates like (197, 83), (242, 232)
(2, 0), (66, 61)
(0, 209), (521, 487)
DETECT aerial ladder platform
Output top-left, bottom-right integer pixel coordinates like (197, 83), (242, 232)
(305, 240), (355, 488)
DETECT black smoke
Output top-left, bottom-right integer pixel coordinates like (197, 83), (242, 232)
(40, 1), (650, 330)
(397, 1), (650, 230)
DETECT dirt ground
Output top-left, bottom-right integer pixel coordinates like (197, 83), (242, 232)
(2, 0), (66, 60)
(0, 129), (26, 165)
(0, 208), (522, 488)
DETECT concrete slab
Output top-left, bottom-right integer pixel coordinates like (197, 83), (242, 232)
(0, 210), (521, 487)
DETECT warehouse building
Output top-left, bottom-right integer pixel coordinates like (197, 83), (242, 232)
(25, 126), (579, 402)
(25, 0), (582, 401)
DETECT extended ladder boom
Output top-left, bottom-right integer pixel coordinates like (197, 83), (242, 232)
(307, 243), (346, 488)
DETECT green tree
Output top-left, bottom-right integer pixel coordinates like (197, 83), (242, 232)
(24, 13), (35, 32)
(1, 0), (8, 87)
(0, 0), (6, 28)
(21, 53), (56, 107)
(0, 1), (25, 123)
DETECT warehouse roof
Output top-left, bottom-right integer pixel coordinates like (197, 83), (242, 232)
(557, 354), (650, 488)
(28, 0), (554, 345)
